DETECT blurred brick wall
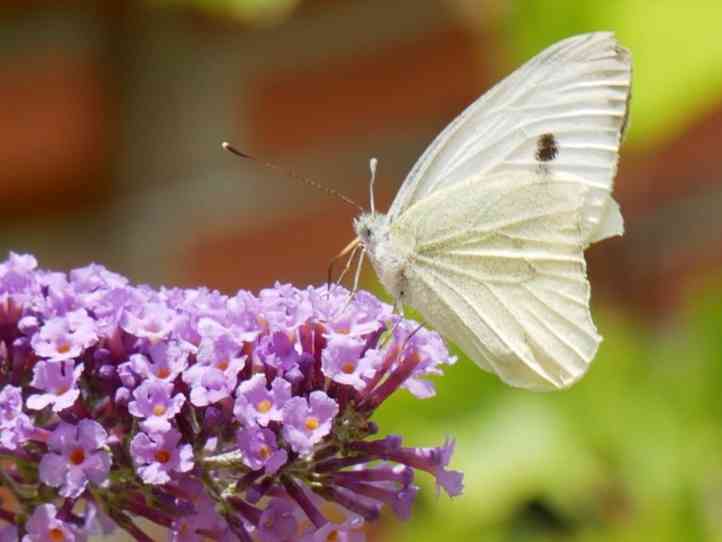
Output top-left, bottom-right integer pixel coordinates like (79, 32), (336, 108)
(185, 21), (487, 292)
(114, 0), (485, 291)
(0, 6), (120, 270)
(1, 1), (722, 318)
(0, 53), (110, 216)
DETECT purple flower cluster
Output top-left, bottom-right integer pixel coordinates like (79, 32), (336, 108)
(0, 253), (462, 541)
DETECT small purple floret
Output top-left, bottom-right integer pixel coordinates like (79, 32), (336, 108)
(31, 308), (97, 361)
(26, 360), (84, 413)
(0, 384), (32, 450)
(23, 503), (83, 542)
(234, 374), (291, 427)
(282, 391), (339, 455)
(322, 336), (381, 391)
(237, 426), (287, 475)
(38, 419), (111, 498)
(128, 380), (186, 432)
(130, 429), (194, 485)
(129, 341), (189, 383)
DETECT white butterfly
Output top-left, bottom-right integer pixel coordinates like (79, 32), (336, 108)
(352, 32), (632, 391)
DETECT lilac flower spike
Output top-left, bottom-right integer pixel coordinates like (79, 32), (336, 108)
(0, 254), (462, 542)
(38, 419), (111, 498)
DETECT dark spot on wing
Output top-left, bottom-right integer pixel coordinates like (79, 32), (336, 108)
(535, 133), (558, 162)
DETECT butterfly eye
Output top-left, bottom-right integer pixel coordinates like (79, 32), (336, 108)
(362, 227), (372, 240)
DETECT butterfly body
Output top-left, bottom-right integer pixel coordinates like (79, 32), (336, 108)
(355, 212), (411, 302)
(353, 32), (632, 391)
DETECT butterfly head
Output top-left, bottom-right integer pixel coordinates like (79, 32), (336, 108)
(353, 212), (388, 251)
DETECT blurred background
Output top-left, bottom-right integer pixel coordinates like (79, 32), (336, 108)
(2, 0), (722, 540)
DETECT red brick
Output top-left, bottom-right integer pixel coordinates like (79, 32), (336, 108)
(246, 27), (485, 155)
(0, 53), (113, 217)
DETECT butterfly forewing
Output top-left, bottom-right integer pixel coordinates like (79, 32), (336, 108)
(388, 32), (631, 247)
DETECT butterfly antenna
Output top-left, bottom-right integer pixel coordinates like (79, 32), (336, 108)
(368, 157), (378, 214)
(222, 141), (364, 212)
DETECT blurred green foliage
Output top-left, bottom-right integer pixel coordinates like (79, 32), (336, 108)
(370, 279), (722, 542)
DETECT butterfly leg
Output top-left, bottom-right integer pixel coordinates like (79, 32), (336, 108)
(334, 244), (362, 288)
(326, 238), (361, 293)
(350, 246), (366, 293)
(337, 248), (366, 315)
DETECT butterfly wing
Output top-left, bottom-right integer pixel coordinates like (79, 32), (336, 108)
(392, 173), (600, 390)
(388, 32), (631, 245)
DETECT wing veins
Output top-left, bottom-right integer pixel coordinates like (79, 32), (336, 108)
(417, 266), (505, 377)
(521, 283), (597, 341)
(536, 285), (590, 308)
(416, 209), (582, 252)
(536, 269), (588, 284)
(421, 264), (556, 386)
(498, 231), (580, 248)
(439, 249), (584, 265)
(413, 254), (532, 285)
(512, 302), (582, 380)
(479, 280), (559, 384)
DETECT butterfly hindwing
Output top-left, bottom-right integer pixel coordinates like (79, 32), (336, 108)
(392, 174), (600, 390)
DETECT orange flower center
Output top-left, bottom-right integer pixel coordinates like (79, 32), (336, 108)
(154, 449), (171, 464)
(256, 400), (272, 413)
(69, 448), (86, 465)
(304, 417), (319, 431)
(56, 342), (71, 354)
(326, 529), (339, 542)
(152, 403), (167, 416)
(156, 367), (171, 379)
(259, 445), (272, 460)
(48, 528), (66, 542)
(216, 359), (229, 371)
(341, 361), (356, 374)
(54, 384), (70, 396)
